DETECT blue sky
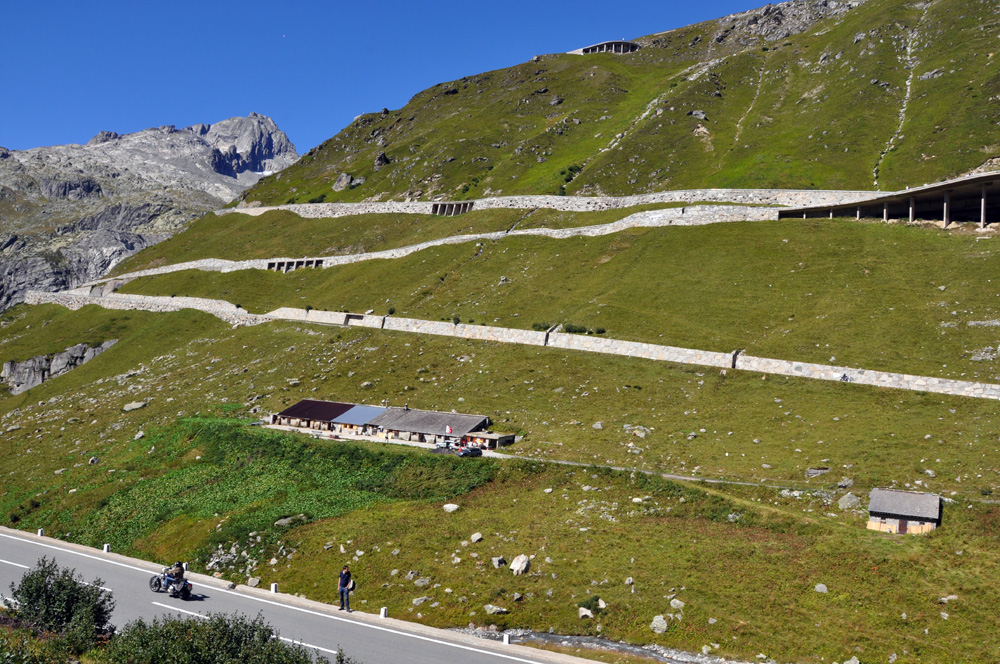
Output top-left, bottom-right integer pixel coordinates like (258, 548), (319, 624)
(2, 1), (765, 152)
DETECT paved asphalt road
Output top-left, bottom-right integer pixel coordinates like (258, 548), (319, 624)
(0, 527), (585, 664)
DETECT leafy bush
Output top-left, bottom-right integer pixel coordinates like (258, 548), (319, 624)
(563, 324), (588, 334)
(6, 557), (115, 653)
(102, 613), (343, 664)
(578, 595), (605, 615)
(0, 625), (69, 664)
(387, 307), (395, 315)
(531, 322), (551, 331)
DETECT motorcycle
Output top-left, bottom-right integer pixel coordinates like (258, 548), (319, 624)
(149, 568), (192, 600)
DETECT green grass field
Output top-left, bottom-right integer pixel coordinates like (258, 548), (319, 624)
(119, 218), (1000, 383)
(3, 298), (1000, 663)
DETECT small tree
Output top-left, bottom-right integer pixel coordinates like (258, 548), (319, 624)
(6, 557), (115, 652)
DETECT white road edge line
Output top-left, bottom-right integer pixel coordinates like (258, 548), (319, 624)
(152, 601), (205, 619)
(279, 636), (339, 656)
(0, 532), (151, 574)
(0, 558), (30, 569)
(208, 585), (547, 664)
(3, 531), (547, 664)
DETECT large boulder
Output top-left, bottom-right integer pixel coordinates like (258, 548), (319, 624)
(509, 554), (530, 576)
(838, 492), (861, 510)
(650, 615), (668, 634)
(484, 604), (509, 615)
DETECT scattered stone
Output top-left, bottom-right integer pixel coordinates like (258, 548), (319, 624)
(687, 110), (707, 120)
(492, 556), (507, 569)
(414, 577), (431, 587)
(360, 381), (373, 389)
(88, 457), (99, 465)
(578, 607), (593, 619)
(443, 504), (460, 513)
(509, 554), (530, 576)
(273, 514), (307, 528)
(513, 593), (523, 602)
(670, 598), (685, 610)
(625, 577), (634, 586)
(650, 615), (668, 634)
(122, 401), (147, 412)
(815, 583), (828, 594)
(805, 467), (830, 478)
(708, 617), (717, 625)
(484, 604), (509, 615)
(543, 488), (553, 494)
(412, 596), (431, 606)
(247, 577), (260, 588)
(134, 431), (145, 440)
(592, 421), (603, 430)
(838, 493), (861, 510)
(837, 477), (854, 489)
(471, 532), (483, 543)
(939, 594), (958, 604)
(925, 469), (937, 478)
(374, 151), (391, 171)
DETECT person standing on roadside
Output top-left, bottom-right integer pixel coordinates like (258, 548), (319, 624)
(339, 565), (352, 612)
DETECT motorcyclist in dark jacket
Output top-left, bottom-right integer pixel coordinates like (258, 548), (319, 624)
(165, 561), (185, 592)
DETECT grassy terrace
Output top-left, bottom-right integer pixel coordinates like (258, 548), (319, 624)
(2, 305), (1000, 663)
(120, 218), (1000, 382)
(110, 204), (699, 276)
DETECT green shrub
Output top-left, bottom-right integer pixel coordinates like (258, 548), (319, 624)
(564, 323), (588, 334)
(531, 322), (551, 331)
(6, 557), (115, 653)
(102, 613), (343, 664)
(306, 195), (326, 204)
(387, 307), (395, 315)
(577, 595), (605, 615)
(595, 327), (606, 334)
(452, 316), (461, 324)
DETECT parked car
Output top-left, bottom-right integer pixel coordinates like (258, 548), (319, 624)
(457, 447), (482, 457)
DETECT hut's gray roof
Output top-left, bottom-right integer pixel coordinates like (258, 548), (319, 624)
(869, 488), (941, 520)
(369, 407), (488, 437)
(335, 405), (386, 426)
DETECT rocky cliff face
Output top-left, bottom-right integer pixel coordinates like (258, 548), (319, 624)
(2, 340), (117, 394)
(0, 113), (298, 310)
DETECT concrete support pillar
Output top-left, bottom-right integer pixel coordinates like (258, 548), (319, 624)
(803, 212), (806, 219)
(909, 196), (915, 223)
(883, 202), (888, 223)
(982, 184), (987, 228)
(856, 206), (861, 220)
(944, 192), (951, 228)
(829, 209), (833, 219)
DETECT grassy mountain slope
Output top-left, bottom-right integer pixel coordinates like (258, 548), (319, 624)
(121, 217), (1000, 382)
(3, 305), (1000, 663)
(240, 0), (999, 206)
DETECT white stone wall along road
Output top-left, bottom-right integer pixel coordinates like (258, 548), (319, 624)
(25, 290), (1000, 402)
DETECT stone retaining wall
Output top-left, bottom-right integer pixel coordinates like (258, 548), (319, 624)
(87, 205), (776, 288)
(26, 290), (1000, 401)
(223, 188), (874, 218)
(24, 291), (267, 327)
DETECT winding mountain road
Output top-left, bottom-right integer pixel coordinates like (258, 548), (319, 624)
(0, 527), (581, 664)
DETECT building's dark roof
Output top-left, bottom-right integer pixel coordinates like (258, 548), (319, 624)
(277, 400), (353, 422)
(336, 405), (386, 426)
(369, 407), (488, 437)
(869, 488), (941, 521)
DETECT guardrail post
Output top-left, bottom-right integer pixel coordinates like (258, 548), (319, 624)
(36, 528), (44, 537)
(270, 583), (279, 593)
(503, 633), (511, 645)
(103, 544), (110, 553)
(380, 607), (388, 618)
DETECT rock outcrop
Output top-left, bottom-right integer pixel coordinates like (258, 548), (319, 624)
(0, 113), (297, 310)
(2, 340), (117, 394)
